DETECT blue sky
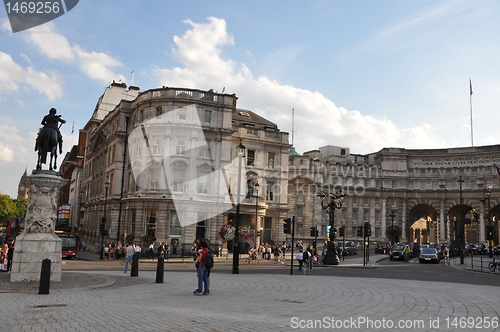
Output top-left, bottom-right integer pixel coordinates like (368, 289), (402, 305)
(1, 0), (500, 197)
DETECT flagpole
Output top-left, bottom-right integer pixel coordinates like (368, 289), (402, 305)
(470, 78), (473, 147)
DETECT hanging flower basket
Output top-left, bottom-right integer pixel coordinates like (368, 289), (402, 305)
(219, 224), (236, 241)
(238, 225), (255, 245)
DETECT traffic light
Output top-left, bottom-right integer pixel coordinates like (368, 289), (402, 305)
(315, 228), (319, 237)
(310, 226), (316, 237)
(99, 223), (105, 236)
(339, 227), (344, 237)
(364, 222), (371, 237)
(357, 226), (363, 237)
(283, 218), (292, 234)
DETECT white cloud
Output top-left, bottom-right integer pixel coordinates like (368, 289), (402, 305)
(154, 17), (446, 154)
(73, 45), (126, 83)
(22, 22), (74, 62)
(0, 52), (63, 100)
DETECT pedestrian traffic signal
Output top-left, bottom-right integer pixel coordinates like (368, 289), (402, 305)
(357, 226), (363, 237)
(339, 227), (344, 237)
(283, 218), (292, 234)
(364, 222), (371, 237)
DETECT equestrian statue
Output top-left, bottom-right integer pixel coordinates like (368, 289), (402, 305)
(35, 108), (66, 170)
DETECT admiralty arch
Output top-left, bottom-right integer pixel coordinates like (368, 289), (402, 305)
(288, 144), (500, 247)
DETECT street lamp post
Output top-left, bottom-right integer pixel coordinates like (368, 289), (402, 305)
(458, 176), (465, 265)
(232, 142), (245, 274)
(389, 211), (396, 244)
(486, 188), (492, 258)
(100, 181), (110, 260)
(254, 182), (260, 247)
(318, 190), (345, 265)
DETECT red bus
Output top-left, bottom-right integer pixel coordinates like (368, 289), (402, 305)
(6, 217), (77, 259)
(6, 217), (25, 240)
(55, 231), (78, 259)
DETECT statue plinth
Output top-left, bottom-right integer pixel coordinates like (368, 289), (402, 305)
(10, 171), (66, 283)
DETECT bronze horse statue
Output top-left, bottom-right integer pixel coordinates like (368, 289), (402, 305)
(35, 127), (59, 171)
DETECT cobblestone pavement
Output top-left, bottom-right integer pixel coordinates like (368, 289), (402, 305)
(1, 266), (499, 332)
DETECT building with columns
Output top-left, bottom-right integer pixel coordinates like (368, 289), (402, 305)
(288, 145), (500, 247)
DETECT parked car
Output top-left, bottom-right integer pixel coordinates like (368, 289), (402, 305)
(375, 242), (392, 254)
(389, 244), (409, 261)
(419, 248), (440, 264)
(337, 241), (358, 255)
(466, 244), (478, 255)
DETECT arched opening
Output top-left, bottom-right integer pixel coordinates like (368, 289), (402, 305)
(407, 204), (438, 244)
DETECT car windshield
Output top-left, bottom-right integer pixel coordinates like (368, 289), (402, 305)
(421, 248), (437, 254)
(393, 245), (405, 251)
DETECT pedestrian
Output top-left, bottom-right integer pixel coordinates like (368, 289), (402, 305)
(0, 244), (7, 272)
(193, 240), (209, 295)
(148, 242), (154, 259)
(123, 243), (135, 273)
(296, 250), (304, 271)
(6, 240), (14, 272)
(157, 242), (165, 258)
(82, 242), (86, 252)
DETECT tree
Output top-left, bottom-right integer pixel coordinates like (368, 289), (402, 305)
(13, 197), (27, 217)
(0, 195), (16, 226)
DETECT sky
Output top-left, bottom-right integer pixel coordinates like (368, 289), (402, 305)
(1, 0), (500, 197)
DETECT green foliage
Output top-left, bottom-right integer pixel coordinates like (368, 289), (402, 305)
(0, 195), (16, 225)
(13, 197), (27, 217)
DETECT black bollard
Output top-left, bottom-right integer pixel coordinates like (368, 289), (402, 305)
(131, 252), (139, 277)
(39, 258), (51, 295)
(156, 256), (164, 283)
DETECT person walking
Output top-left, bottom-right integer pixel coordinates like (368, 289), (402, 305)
(6, 240), (14, 272)
(193, 240), (209, 295)
(296, 250), (304, 271)
(123, 243), (135, 273)
(0, 244), (8, 272)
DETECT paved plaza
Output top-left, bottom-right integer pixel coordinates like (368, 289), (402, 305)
(0, 255), (499, 332)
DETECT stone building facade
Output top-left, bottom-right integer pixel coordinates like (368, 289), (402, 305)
(78, 85), (289, 253)
(288, 145), (500, 247)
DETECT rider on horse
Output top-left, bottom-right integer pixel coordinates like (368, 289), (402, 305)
(40, 108), (66, 154)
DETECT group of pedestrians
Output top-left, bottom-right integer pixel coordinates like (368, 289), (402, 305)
(296, 245), (314, 272)
(0, 240), (14, 272)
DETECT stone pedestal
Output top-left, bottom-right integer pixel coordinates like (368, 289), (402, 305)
(10, 170), (66, 283)
(10, 233), (62, 282)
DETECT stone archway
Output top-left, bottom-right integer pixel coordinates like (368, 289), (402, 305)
(407, 204), (438, 244)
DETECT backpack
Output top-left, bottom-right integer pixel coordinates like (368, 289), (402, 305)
(204, 248), (214, 269)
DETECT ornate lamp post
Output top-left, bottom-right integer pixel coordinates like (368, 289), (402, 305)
(254, 182), (260, 247)
(318, 190), (345, 265)
(486, 188), (493, 258)
(99, 181), (110, 260)
(389, 211), (396, 244)
(458, 176), (465, 265)
(232, 142), (245, 274)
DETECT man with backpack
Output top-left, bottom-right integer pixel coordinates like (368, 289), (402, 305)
(194, 240), (210, 295)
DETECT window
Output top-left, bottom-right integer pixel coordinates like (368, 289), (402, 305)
(176, 138), (186, 156)
(200, 140), (211, 158)
(139, 110), (144, 122)
(420, 181), (426, 190)
(266, 181), (274, 201)
(364, 179), (369, 188)
(152, 136), (162, 155)
(149, 168), (160, 191)
(173, 169), (185, 192)
(204, 110), (212, 124)
(156, 107), (163, 117)
(297, 192), (304, 202)
(392, 180), (397, 189)
(267, 152), (275, 168)
(363, 210), (369, 222)
(178, 108), (187, 120)
(352, 210), (357, 221)
(363, 197), (368, 205)
(145, 209), (156, 237)
(409, 181), (414, 189)
(247, 150), (255, 167)
(352, 197), (357, 205)
(198, 171), (209, 194)
(432, 181), (438, 190)
(297, 206), (303, 218)
(375, 211), (380, 222)
(170, 210), (182, 236)
(342, 209), (346, 221)
(135, 139), (142, 157)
